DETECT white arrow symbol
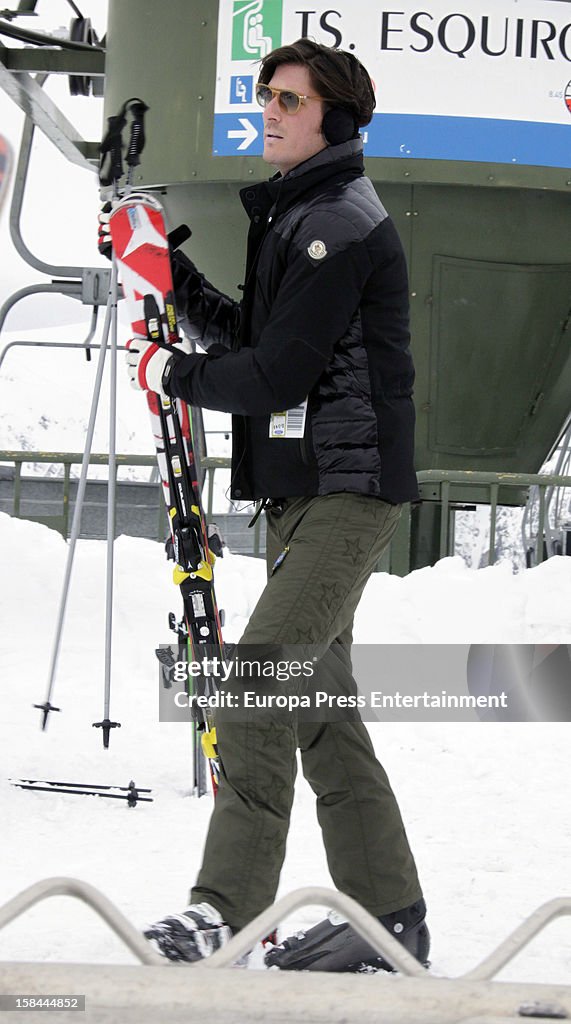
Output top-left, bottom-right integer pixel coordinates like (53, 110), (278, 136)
(228, 118), (258, 151)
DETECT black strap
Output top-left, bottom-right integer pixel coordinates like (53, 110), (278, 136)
(99, 97), (149, 188)
(248, 498), (285, 528)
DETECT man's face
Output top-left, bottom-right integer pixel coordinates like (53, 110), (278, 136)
(262, 64), (327, 176)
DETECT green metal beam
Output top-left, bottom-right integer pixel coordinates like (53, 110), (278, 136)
(0, 44), (105, 75)
(0, 451), (231, 469)
(417, 469), (571, 488)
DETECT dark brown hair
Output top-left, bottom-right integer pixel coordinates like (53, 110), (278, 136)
(258, 38), (376, 128)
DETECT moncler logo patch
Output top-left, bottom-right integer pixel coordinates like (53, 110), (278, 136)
(307, 239), (327, 260)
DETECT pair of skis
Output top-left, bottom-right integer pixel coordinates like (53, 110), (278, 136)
(109, 192), (223, 798)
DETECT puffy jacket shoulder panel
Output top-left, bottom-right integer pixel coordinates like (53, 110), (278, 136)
(277, 177), (389, 266)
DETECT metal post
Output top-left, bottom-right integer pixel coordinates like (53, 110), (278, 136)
(488, 482), (498, 565)
(62, 462), (71, 538)
(439, 480), (450, 558)
(93, 264), (121, 748)
(537, 486), (546, 564)
(13, 461), (21, 515)
(207, 466), (215, 517)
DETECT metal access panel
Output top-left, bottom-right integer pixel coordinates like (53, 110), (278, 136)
(103, 0), (571, 480)
(406, 184), (571, 473)
(429, 258), (571, 457)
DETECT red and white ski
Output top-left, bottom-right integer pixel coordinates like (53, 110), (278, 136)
(109, 192), (222, 796)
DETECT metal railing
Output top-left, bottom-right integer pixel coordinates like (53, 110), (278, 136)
(1, 876), (570, 980)
(0, 450), (265, 557)
(0, 451), (159, 540)
(1, 881), (571, 1023)
(1, 456), (570, 567)
(416, 469), (571, 566)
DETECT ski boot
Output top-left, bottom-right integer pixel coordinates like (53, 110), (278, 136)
(144, 902), (233, 963)
(264, 897), (430, 973)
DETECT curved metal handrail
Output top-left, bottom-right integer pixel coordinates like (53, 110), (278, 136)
(0, 283), (83, 339)
(0, 877), (164, 966)
(1, 877), (570, 981)
(462, 897), (571, 981)
(9, 74), (93, 278)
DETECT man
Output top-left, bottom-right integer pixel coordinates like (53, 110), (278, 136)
(126, 38), (429, 972)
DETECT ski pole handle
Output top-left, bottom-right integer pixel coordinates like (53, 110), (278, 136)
(98, 96), (149, 190)
(126, 100), (149, 171)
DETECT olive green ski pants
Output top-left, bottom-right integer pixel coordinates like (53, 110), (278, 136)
(191, 493), (423, 931)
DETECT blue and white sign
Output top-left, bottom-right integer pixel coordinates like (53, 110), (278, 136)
(214, 114), (262, 155)
(215, 0), (571, 168)
(230, 75), (254, 105)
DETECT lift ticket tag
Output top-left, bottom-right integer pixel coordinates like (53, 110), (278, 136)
(269, 399), (308, 438)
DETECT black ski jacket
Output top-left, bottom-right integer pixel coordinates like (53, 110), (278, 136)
(167, 139), (418, 503)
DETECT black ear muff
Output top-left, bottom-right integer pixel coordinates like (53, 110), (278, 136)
(322, 107), (358, 146)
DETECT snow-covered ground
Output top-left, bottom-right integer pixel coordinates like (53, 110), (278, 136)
(0, 511), (570, 984)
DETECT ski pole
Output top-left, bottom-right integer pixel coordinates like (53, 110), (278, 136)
(34, 267), (117, 729)
(36, 102), (150, 732)
(91, 101), (149, 745)
(92, 255), (121, 748)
